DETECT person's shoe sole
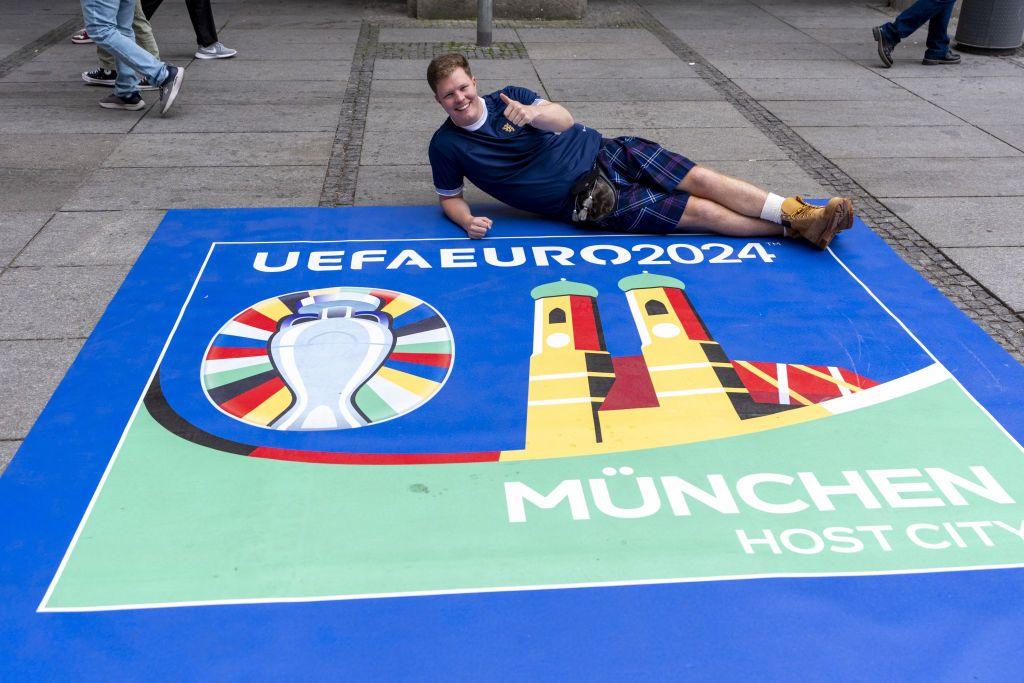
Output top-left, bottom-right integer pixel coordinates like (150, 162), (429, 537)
(82, 74), (115, 86)
(99, 99), (145, 111)
(160, 67), (184, 116)
(872, 27), (893, 68)
(814, 198), (853, 250)
(193, 50), (236, 59)
(922, 57), (961, 65)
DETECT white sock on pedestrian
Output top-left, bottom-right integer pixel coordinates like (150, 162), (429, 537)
(760, 192), (785, 224)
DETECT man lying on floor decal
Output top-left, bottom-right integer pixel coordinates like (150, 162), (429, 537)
(426, 53), (852, 249)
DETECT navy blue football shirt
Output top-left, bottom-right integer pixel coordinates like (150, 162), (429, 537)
(428, 85), (603, 221)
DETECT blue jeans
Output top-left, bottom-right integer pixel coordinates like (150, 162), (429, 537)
(81, 0), (169, 96)
(880, 0), (956, 60)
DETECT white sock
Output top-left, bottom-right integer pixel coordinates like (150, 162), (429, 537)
(760, 192), (785, 224)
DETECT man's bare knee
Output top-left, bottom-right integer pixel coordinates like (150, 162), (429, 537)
(678, 165), (720, 195)
(678, 196), (720, 228)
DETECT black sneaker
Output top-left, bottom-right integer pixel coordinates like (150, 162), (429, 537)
(923, 50), (961, 65)
(82, 67), (117, 86)
(872, 26), (894, 68)
(158, 65), (184, 116)
(99, 92), (145, 110)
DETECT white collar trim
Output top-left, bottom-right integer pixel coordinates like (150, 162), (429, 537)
(455, 99), (488, 131)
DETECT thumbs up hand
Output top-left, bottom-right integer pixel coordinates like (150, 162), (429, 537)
(499, 92), (539, 127)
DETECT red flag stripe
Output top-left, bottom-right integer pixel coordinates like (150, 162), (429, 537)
(206, 346), (269, 360)
(664, 287), (710, 341)
(234, 307), (279, 333)
(570, 295), (601, 350)
(388, 352), (451, 368)
(248, 447), (500, 465)
(220, 377), (286, 417)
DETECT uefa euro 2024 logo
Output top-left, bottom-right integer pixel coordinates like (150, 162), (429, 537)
(200, 288), (453, 431)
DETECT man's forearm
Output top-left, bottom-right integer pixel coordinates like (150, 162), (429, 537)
(531, 102), (574, 133)
(439, 194), (473, 229)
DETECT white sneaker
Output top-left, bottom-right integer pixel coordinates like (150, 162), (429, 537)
(195, 42), (237, 59)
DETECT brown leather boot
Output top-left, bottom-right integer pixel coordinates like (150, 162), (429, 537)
(781, 196), (853, 249)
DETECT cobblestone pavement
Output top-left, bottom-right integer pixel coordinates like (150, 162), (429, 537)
(1, 0), (1023, 473)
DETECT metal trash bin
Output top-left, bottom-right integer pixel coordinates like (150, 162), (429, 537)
(955, 0), (1024, 51)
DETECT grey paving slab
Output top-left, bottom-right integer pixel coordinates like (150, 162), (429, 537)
(695, 42), (845, 60)
(103, 132), (335, 167)
(794, 125), (1022, 158)
(890, 75), (1024, 100)
(377, 27), (518, 42)
(707, 59), (873, 79)
(913, 97), (1024, 126)
(0, 82), (119, 106)
(599, 127), (788, 161)
(732, 76), (918, 101)
(0, 212), (50, 266)
(524, 42), (677, 60)
(0, 169), (83, 211)
(838, 157), (1024, 197)
(153, 40), (357, 61)
(175, 79), (347, 105)
(981, 125), (1024, 151)
(355, 165), (495, 206)
(63, 166), (327, 210)
(182, 59), (352, 81)
(193, 27), (360, 43)
(0, 266), (128, 339)
(0, 105), (148, 134)
(366, 98), (449, 131)
(859, 56), (1024, 77)
(671, 25), (816, 46)
(0, 440), (20, 476)
(655, 9), (791, 31)
(515, 28), (657, 43)
(372, 79), (544, 100)
(798, 26), (931, 45)
(761, 5), (888, 28)
(533, 59), (698, 80)
(0, 60), (95, 83)
(0, 134), (121, 169)
(361, 130), (430, 166)
(0, 340), (83, 441)
(374, 59), (539, 81)
(762, 99), (964, 127)
(562, 101), (754, 129)
(542, 77), (721, 102)
(132, 103), (342, 133)
(942, 248), (1024, 311)
(214, 16), (361, 31)
(880, 197), (1024, 248)
(15, 210), (164, 266)
(702, 159), (826, 198)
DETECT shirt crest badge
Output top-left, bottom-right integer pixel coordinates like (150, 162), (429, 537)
(502, 123), (515, 133)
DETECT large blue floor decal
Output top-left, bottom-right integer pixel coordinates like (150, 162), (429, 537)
(2, 206), (1023, 678)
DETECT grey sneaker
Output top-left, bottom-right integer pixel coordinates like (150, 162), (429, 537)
(195, 42), (237, 59)
(99, 92), (145, 110)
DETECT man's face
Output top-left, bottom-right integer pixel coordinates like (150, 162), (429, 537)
(434, 67), (482, 127)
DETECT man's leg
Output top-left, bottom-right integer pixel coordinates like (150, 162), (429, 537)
(93, 1), (157, 75)
(674, 165), (852, 249)
(922, 0), (957, 62)
(881, 0), (943, 46)
(185, 0), (218, 47)
(82, 0), (168, 88)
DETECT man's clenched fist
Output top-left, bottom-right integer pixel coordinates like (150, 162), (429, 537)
(463, 215), (493, 239)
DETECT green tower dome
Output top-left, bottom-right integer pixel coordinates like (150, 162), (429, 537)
(617, 272), (685, 292)
(531, 279), (599, 300)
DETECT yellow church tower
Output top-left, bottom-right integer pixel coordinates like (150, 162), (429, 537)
(502, 279), (615, 460)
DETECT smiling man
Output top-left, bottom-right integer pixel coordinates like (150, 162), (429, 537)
(427, 53), (854, 249)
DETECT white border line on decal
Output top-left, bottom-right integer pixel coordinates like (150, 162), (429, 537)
(38, 236), (1024, 613)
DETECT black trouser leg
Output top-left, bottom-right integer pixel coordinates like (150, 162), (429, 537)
(185, 0), (218, 47)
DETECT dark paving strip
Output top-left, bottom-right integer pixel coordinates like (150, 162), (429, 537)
(377, 41), (527, 59)
(634, 4), (1024, 361)
(0, 17), (82, 80)
(319, 21), (378, 208)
